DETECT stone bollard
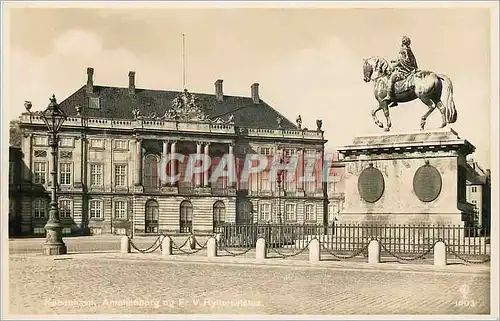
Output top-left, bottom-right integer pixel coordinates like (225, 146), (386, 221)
(120, 236), (131, 253)
(256, 238), (267, 261)
(162, 236), (172, 256)
(368, 239), (380, 264)
(207, 237), (217, 258)
(434, 241), (447, 267)
(309, 239), (321, 263)
(189, 234), (196, 250)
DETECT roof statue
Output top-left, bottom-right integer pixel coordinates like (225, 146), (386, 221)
(362, 36), (457, 131)
(141, 89), (211, 122)
(166, 89), (210, 121)
(296, 115), (302, 129)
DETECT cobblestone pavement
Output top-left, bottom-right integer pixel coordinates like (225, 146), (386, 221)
(8, 251), (490, 316)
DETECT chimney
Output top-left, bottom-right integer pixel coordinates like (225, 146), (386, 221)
(86, 67), (94, 94)
(251, 83), (260, 104)
(215, 79), (224, 102)
(128, 71), (136, 94)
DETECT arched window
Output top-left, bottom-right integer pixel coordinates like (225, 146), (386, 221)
(236, 200), (253, 224)
(144, 154), (159, 189)
(179, 200), (193, 233)
(213, 201), (225, 230)
(145, 200), (159, 233)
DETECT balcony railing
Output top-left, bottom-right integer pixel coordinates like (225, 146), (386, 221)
(19, 113), (324, 140)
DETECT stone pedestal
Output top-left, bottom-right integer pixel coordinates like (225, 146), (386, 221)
(337, 128), (476, 226)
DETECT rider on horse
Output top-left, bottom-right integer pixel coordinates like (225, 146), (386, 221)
(383, 36), (419, 107)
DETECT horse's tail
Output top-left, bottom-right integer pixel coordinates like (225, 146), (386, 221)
(437, 74), (457, 124)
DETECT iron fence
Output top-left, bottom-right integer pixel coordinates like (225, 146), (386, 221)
(214, 223), (490, 257)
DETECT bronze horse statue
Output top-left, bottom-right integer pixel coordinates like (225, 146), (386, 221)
(362, 56), (457, 131)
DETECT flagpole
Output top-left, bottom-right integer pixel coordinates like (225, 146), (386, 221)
(182, 33), (186, 89)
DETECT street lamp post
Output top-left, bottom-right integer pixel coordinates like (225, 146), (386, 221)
(277, 170), (284, 224)
(41, 94), (68, 255)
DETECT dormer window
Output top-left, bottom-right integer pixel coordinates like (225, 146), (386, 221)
(89, 97), (100, 109)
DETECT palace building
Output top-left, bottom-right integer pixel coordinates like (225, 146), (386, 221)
(11, 67), (328, 236)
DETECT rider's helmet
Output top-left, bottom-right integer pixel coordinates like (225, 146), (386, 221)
(402, 36), (411, 47)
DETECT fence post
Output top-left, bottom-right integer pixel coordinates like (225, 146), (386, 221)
(189, 234), (196, 250)
(207, 237), (217, 258)
(368, 239), (380, 264)
(434, 241), (447, 266)
(162, 236), (172, 256)
(256, 238), (267, 261)
(121, 236), (131, 253)
(309, 239), (320, 263)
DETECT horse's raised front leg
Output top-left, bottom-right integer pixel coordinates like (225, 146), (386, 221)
(419, 97), (437, 130)
(436, 101), (447, 128)
(382, 105), (392, 132)
(371, 106), (384, 129)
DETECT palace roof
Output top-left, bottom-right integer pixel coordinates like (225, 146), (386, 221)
(58, 84), (298, 130)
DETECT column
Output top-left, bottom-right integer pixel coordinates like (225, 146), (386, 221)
(298, 148), (304, 191)
(195, 142), (202, 187)
(161, 141), (169, 187)
(301, 148), (306, 191)
(228, 143), (235, 187)
(203, 142), (210, 187)
(170, 141), (177, 186)
(134, 139), (142, 186)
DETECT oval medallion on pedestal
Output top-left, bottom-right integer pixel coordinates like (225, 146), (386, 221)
(413, 163), (442, 202)
(357, 164), (385, 203)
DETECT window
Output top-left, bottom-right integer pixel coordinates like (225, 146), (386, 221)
(305, 204), (316, 222)
(59, 137), (74, 147)
(114, 165), (127, 187)
(114, 140), (128, 150)
(33, 135), (48, 146)
(91, 227), (102, 235)
(60, 151), (72, 159)
(59, 163), (72, 185)
(113, 227), (127, 235)
(285, 203), (296, 222)
(9, 162), (14, 185)
(144, 154), (159, 189)
(33, 227), (45, 235)
(62, 228), (72, 235)
(33, 162), (47, 184)
(283, 171), (296, 191)
(261, 170), (271, 191)
(179, 201), (193, 233)
(33, 198), (47, 218)
(471, 186), (477, 193)
(59, 199), (72, 218)
(284, 148), (296, 157)
(145, 200), (159, 233)
(328, 204), (334, 223)
(114, 200), (127, 220)
(471, 200), (477, 208)
(259, 203), (271, 221)
(89, 97), (100, 109)
(260, 147), (272, 156)
(304, 159), (316, 193)
(89, 200), (103, 219)
(34, 150), (47, 158)
(90, 139), (105, 149)
(213, 201), (225, 229)
(90, 164), (103, 186)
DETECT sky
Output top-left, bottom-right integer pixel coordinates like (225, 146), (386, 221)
(3, 2), (496, 168)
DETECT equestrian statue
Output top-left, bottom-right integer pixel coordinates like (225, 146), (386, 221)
(362, 36), (457, 131)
